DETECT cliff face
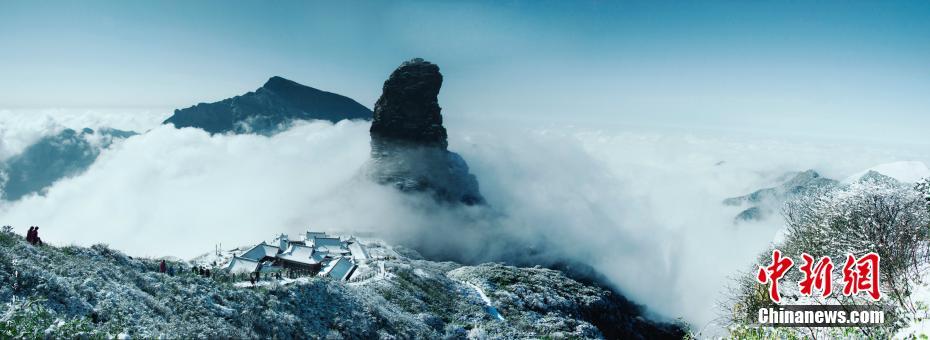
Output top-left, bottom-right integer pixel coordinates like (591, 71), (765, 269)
(370, 59), (447, 148)
(164, 76), (372, 135)
(368, 59), (484, 205)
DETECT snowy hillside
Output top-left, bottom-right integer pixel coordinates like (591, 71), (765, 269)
(0, 230), (683, 339)
(845, 161), (930, 184)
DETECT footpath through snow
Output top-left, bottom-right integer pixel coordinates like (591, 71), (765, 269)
(464, 281), (506, 321)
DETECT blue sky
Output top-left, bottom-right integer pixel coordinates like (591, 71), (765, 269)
(1, 0), (928, 144)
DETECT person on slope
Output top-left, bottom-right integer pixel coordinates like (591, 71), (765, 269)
(31, 227), (43, 246)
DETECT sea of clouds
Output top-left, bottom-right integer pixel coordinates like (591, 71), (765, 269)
(1, 109), (928, 331)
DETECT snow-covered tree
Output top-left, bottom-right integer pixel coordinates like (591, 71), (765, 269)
(782, 179), (930, 311)
(724, 178), (930, 338)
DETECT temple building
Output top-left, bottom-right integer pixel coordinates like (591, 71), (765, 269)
(224, 230), (365, 281)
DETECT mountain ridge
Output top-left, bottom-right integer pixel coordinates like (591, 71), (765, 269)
(163, 76), (372, 135)
(0, 127), (136, 201)
(724, 170), (839, 222)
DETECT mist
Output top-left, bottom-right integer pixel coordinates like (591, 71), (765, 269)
(0, 108), (167, 160)
(1, 110), (928, 330)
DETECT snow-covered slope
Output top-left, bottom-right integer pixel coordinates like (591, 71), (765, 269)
(0, 231), (684, 339)
(845, 161), (930, 184)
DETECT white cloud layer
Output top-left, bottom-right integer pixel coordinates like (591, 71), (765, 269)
(0, 109), (168, 160)
(0, 111), (928, 331)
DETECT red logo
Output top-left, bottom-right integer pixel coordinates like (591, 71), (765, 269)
(756, 249), (794, 303)
(757, 250), (881, 303)
(798, 253), (834, 298)
(842, 253), (881, 301)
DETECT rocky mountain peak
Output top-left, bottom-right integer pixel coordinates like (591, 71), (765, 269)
(370, 58), (448, 149)
(261, 76), (301, 91)
(367, 58), (484, 205)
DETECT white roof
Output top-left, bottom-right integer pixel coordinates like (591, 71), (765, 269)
(274, 234), (290, 249)
(313, 237), (343, 247)
(240, 242), (280, 261)
(312, 252), (329, 262)
(348, 242), (370, 260)
(276, 244), (320, 265)
(319, 257), (356, 281)
(317, 247), (350, 255)
(306, 231), (327, 241)
(226, 256), (259, 274)
(313, 237), (348, 254)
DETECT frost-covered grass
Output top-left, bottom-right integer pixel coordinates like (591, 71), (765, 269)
(0, 297), (111, 339)
(0, 231), (428, 338)
(0, 231), (683, 339)
(447, 263), (686, 339)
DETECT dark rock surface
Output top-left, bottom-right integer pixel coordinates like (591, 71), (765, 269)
(370, 59), (447, 148)
(164, 76), (372, 135)
(0, 128), (136, 201)
(368, 59), (484, 205)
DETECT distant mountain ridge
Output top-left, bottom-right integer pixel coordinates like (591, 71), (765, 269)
(164, 76), (372, 135)
(844, 161), (930, 184)
(0, 127), (136, 201)
(724, 170), (839, 222)
(725, 163), (930, 223)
